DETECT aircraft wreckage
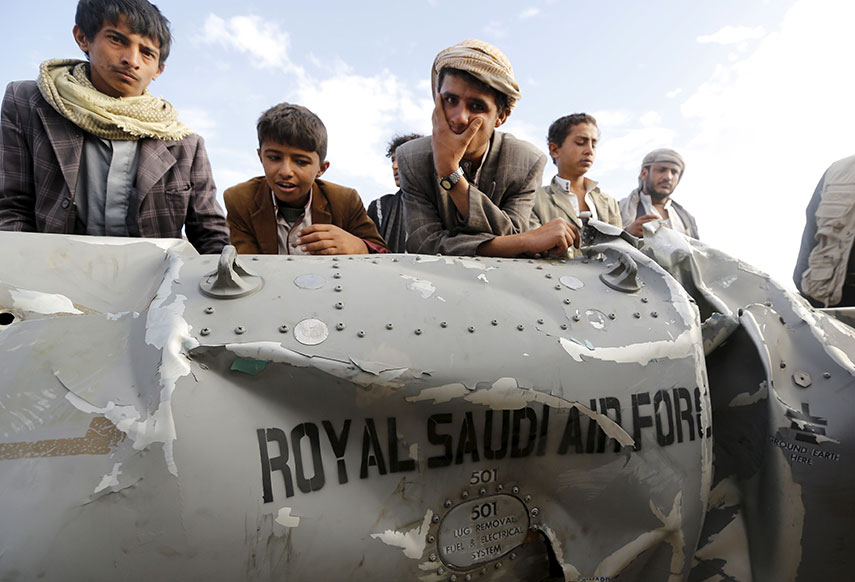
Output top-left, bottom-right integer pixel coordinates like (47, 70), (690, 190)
(0, 221), (852, 581)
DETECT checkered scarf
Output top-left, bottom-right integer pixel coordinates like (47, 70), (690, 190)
(431, 39), (521, 112)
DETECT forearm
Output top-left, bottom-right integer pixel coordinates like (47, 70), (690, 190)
(476, 232), (534, 257)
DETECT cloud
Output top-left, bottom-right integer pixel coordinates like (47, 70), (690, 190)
(696, 25), (766, 46)
(199, 14), (303, 74)
(678, 0), (855, 286)
(483, 20), (508, 40)
(666, 88), (682, 98)
(519, 7), (540, 19)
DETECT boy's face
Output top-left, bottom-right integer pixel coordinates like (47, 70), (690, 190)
(73, 15), (164, 98)
(258, 140), (329, 208)
(438, 73), (507, 161)
(549, 122), (598, 180)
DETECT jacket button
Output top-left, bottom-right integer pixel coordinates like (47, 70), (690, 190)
(61, 198), (70, 209)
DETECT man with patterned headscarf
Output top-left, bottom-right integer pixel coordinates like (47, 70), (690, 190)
(398, 39), (579, 257)
(618, 148), (699, 239)
(0, 0), (228, 254)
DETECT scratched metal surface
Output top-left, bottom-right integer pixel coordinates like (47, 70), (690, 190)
(0, 225), (851, 581)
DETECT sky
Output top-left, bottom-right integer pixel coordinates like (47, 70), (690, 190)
(2, 0), (854, 288)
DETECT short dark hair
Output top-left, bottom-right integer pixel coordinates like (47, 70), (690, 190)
(75, 0), (172, 65)
(437, 68), (509, 114)
(386, 133), (423, 158)
(546, 113), (597, 163)
(257, 103), (328, 161)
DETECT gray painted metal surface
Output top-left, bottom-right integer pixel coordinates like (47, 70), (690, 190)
(0, 223), (851, 581)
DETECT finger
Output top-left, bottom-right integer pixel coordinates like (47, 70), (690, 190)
(301, 239), (335, 254)
(463, 118), (483, 143)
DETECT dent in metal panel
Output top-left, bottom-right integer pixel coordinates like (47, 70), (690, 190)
(370, 509), (433, 559)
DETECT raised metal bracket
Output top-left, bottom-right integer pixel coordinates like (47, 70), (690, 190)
(599, 252), (641, 293)
(199, 246), (263, 299)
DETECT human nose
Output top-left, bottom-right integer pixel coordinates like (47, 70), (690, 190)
(447, 104), (469, 128)
(277, 160), (294, 179)
(121, 45), (141, 69)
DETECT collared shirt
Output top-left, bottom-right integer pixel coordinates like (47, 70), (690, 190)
(273, 188), (313, 255)
(553, 175), (600, 221)
(75, 136), (141, 236)
(637, 191), (689, 236)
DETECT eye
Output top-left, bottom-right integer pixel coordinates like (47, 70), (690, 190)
(444, 95), (458, 106)
(470, 102), (485, 112)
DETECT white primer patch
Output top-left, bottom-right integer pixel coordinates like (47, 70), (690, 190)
(728, 382), (768, 407)
(455, 258), (489, 270)
(559, 328), (696, 365)
(401, 275), (436, 299)
(10, 289), (82, 315)
(93, 463), (123, 494)
(594, 491), (685, 580)
(105, 311), (140, 321)
(477, 273), (489, 283)
(406, 383), (469, 404)
(371, 509), (433, 559)
(275, 507), (300, 527)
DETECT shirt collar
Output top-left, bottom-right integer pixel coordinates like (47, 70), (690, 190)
(272, 186), (313, 220)
(553, 175), (598, 195)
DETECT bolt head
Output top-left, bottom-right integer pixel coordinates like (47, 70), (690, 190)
(200, 328), (210, 336)
(235, 326), (245, 334)
(204, 307), (214, 314)
(357, 330), (365, 337)
(279, 325), (289, 333)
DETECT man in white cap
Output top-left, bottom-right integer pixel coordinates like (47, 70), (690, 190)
(398, 39), (578, 257)
(619, 148), (699, 239)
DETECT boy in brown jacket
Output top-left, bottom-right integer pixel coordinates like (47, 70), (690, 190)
(224, 102), (386, 255)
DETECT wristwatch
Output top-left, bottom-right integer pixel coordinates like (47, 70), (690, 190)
(439, 167), (465, 191)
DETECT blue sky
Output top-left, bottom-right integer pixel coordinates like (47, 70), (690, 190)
(3, 0), (854, 287)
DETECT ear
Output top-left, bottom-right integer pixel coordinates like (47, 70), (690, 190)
(151, 62), (165, 82)
(317, 161), (330, 178)
(495, 109), (509, 128)
(72, 25), (90, 55)
(256, 148), (263, 164)
(548, 142), (560, 160)
(640, 168), (649, 181)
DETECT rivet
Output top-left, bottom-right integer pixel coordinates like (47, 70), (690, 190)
(582, 258), (589, 264)
(512, 486), (520, 494)
(468, 326), (475, 333)
(609, 313), (616, 320)
(496, 484), (503, 492)
(524, 495), (531, 503)
(204, 306), (214, 314)
(479, 488), (486, 496)
(357, 330), (365, 337)
(335, 302), (344, 310)
(651, 312), (659, 318)
(537, 318), (544, 324)
(449, 575), (456, 582)
(392, 258), (399, 262)
(641, 297), (649, 303)
(495, 562), (502, 569)
(336, 323), (345, 331)
(633, 312), (641, 318)
(780, 361), (787, 369)
(531, 507), (539, 516)
(444, 499), (452, 508)
(528, 259), (534, 264)
(510, 553), (517, 560)
(427, 535), (435, 543)
(545, 273), (552, 279)
(555, 284), (562, 290)
(438, 568), (445, 576)
(824, 372), (831, 379)
(386, 323), (394, 330)
(251, 256), (259, 261)
(517, 324), (524, 331)
(491, 319), (499, 326)
(335, 285), (343, 292)
(461, 491), (469, 499)
(432, 515), (439, 523)
(765, 301), (773, 307)
(333, 273), (342, 279)
(560, 324), (568, 330)
(441, 321), (448, 328)
(279, 325), (289, 333)
(536, 264), (544, 270)
(200, 328), (210, 336)
(573, 314), (581, 322)
(286, 257), (293, 261)
(465, 576), (472, 582)
(235, 326), (245, 334)
(429, 553), (437, 562)
(372, 260), (379, 264)
(563, 298), (571, 304)
(415, 328), (422, 335)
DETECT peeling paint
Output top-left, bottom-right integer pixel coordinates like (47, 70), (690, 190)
(728, 382), (768, 407)
(401, 275), (436, 299)
(540, 525), (582, 580)
(594, 492), (684, 580)
(275, 507), (300, 527)
(370, 509), (433, 559)
(94, 462), (123, 493)
(405, 383), (469, 404)
(477, 273), (489, 283)
(559, 328), (697, 366)
(9, 288), (82, 315)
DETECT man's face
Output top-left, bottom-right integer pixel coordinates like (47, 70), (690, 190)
(549, 123), (598, 180)
(73, 15), (164, 98)
(641, 164), (681, 200)
(438, 73), (508, 160)
(258, 139), (329, 208)
(391, 153), (400, 188)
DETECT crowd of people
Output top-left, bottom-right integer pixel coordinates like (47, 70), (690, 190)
(1, 0), (849, 308)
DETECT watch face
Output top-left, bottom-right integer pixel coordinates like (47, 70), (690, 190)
(440, 178), (453, 190)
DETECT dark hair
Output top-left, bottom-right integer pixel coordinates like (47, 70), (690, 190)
(546, 113), (597, 163)
(437, 68), (509, 114)
(257, 102), (328, 161)
(75, 0), (172, 65)
(385, 133), (423, 158)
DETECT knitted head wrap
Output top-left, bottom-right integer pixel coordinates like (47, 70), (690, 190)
(431, 39), (521, 112)
(638, 148), (685, 187)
